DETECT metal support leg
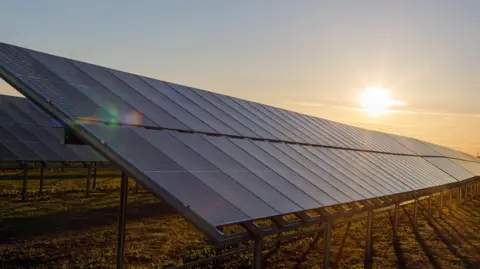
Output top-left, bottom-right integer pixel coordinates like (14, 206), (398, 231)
(39, 167), (44, 195)
(439, 191), (444, 218)
(116, 172), (128, 269)
(393, 204), (399, 242)
(449, 190), (453, 209)
(365, 210), (374, 261)
(252, 236), (264, 269)
(465, 184), (469, 201)
(92, 167), (97, 190)
(413, 199), (418, 230)
(428, 195), (432, 224)
(457, 188), (461, 208)
(85, 166), (92, 198)
(323, 219), (333, 269)
(21, 161), (28, 201)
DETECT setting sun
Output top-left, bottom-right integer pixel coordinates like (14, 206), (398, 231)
(359, 86), (406, 116)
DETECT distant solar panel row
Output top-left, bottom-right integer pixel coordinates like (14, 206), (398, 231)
(2, 42), (476, 159)
(0, 94), (60, 127)
(0, 95), (106, 162)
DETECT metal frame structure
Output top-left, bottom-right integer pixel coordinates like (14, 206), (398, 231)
(159, 176), (479, 269)
(1, 160), (118, 200)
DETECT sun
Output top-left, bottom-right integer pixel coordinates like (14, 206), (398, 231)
(359, 86), (406, 116)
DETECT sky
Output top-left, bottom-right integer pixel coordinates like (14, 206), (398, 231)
(0, 1), (479, 156)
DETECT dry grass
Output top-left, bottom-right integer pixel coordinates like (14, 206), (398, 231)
(1, 171), (480, 268)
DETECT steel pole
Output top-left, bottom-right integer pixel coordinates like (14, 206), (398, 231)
(457, 188), (461, 208)
(439, 191), (444, 218)
(21, 161), (28, 201)
(393, 204), (399, 242)
(39, 167), (44, 195)
(116, 172), (128, 269)
(428, 195), (432, 224)
(85, 166), (92, 198)
(365, 210), (374, 261)
(252, 236), (264, 269)
(92, 166), (97, 190)
(449, 190), (453, 209)
(465, 184), (469, 201)
(323, 219), (333, 269)
(413, 199), (418, 230)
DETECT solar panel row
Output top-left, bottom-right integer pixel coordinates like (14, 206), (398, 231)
(1, 42), (479, 240)
(0, 95), (106, 162)
(451, 159), (480, 176)
(80, 124), (466, 226)
(0, 95), (60, 127)
(2, 42), (476, 160)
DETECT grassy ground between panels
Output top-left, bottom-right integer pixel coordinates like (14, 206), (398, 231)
(1, 171), (480, 268)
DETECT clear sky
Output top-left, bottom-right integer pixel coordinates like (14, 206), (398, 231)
(0, 1), (479, 155)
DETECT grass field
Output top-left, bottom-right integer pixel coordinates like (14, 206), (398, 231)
(0, 170), (480, 268)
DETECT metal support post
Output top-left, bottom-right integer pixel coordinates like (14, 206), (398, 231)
(85, 166), (92, 198)
(116, 172), (128, 269)
(413, 199), (418, 230)
(252, 236), (264, 269)
(457, 188), (461, 207)
(393, 204), (399, 242)
(428, 195), (432, 224)
(21, 161), (28, 201)
(323, 219), (333, 269)
(465, 184), (469, 201)
(134, 181), (139, 194)
(92, 166), (97, 190)
(449, 190), (453, 209)
(439, 191), (444, 218)
(365, 209), (374, 261)
(39, 167), (44, 195)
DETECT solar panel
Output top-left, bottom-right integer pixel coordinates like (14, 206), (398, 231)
(1, 42), (478, 243)
(388, 134), (441, 156)
(0, 142), (17, 160)
(0, 95), (107, 163)
(451, 160), (480, 176)
(425, 157), (475, 180)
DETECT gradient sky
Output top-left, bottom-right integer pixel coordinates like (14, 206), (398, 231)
(0, 1), (479, 155)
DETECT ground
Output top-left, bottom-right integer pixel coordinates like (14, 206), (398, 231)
(0, 169), (479, 268)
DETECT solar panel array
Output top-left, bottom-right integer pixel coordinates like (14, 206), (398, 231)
(0, 95), (106, 162)
(1, 42), (479, 240)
